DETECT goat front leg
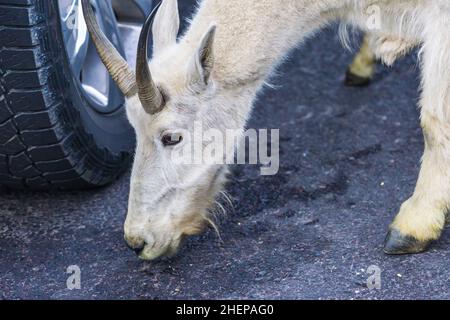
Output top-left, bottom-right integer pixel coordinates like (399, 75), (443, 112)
(384, 26), (450, 254)
(345, 33), (418, 87)
(384, 113), (449, 254)
(345, 34), (376, 87)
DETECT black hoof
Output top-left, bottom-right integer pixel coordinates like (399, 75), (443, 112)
(345, 69), (372, 87)
(383, 229), (431, 255)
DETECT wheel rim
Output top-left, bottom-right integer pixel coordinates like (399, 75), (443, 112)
(58, 0), (153, 114)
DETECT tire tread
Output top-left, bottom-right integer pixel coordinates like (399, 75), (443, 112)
(0, 0), (131, 190)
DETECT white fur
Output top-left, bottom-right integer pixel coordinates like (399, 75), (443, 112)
(123, 0), (450, 260)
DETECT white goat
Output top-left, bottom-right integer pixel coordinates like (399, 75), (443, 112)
(82, 0), (450, 260)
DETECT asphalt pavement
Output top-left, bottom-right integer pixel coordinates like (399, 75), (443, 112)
(0, 1), (449, 299)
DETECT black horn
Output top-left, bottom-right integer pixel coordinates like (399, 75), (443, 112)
(81, 0), (137, 96)
(136, 1), (165, 115)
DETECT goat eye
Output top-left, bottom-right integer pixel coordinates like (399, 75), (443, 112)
(161, 133), (183, 146)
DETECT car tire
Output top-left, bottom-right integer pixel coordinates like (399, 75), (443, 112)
(0, 0), (139, 190)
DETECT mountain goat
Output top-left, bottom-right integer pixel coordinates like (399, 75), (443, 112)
(82, 0), (449, 260)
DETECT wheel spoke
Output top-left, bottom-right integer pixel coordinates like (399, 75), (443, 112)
(59, 0), (88, 75)
(58, 0), (151, 113)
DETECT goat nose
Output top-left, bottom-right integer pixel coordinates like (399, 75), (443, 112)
(132, 244), (145, 255)
(124, 235), (146, 255)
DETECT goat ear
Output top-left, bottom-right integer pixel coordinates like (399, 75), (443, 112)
(152, 0), (180, 54)
(188, 25), (216, 88)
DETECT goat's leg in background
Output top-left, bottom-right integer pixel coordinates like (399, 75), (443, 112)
(345, 33), (419, 87)
(345, 33), (376, 87)
(384, 19), (450, 254)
